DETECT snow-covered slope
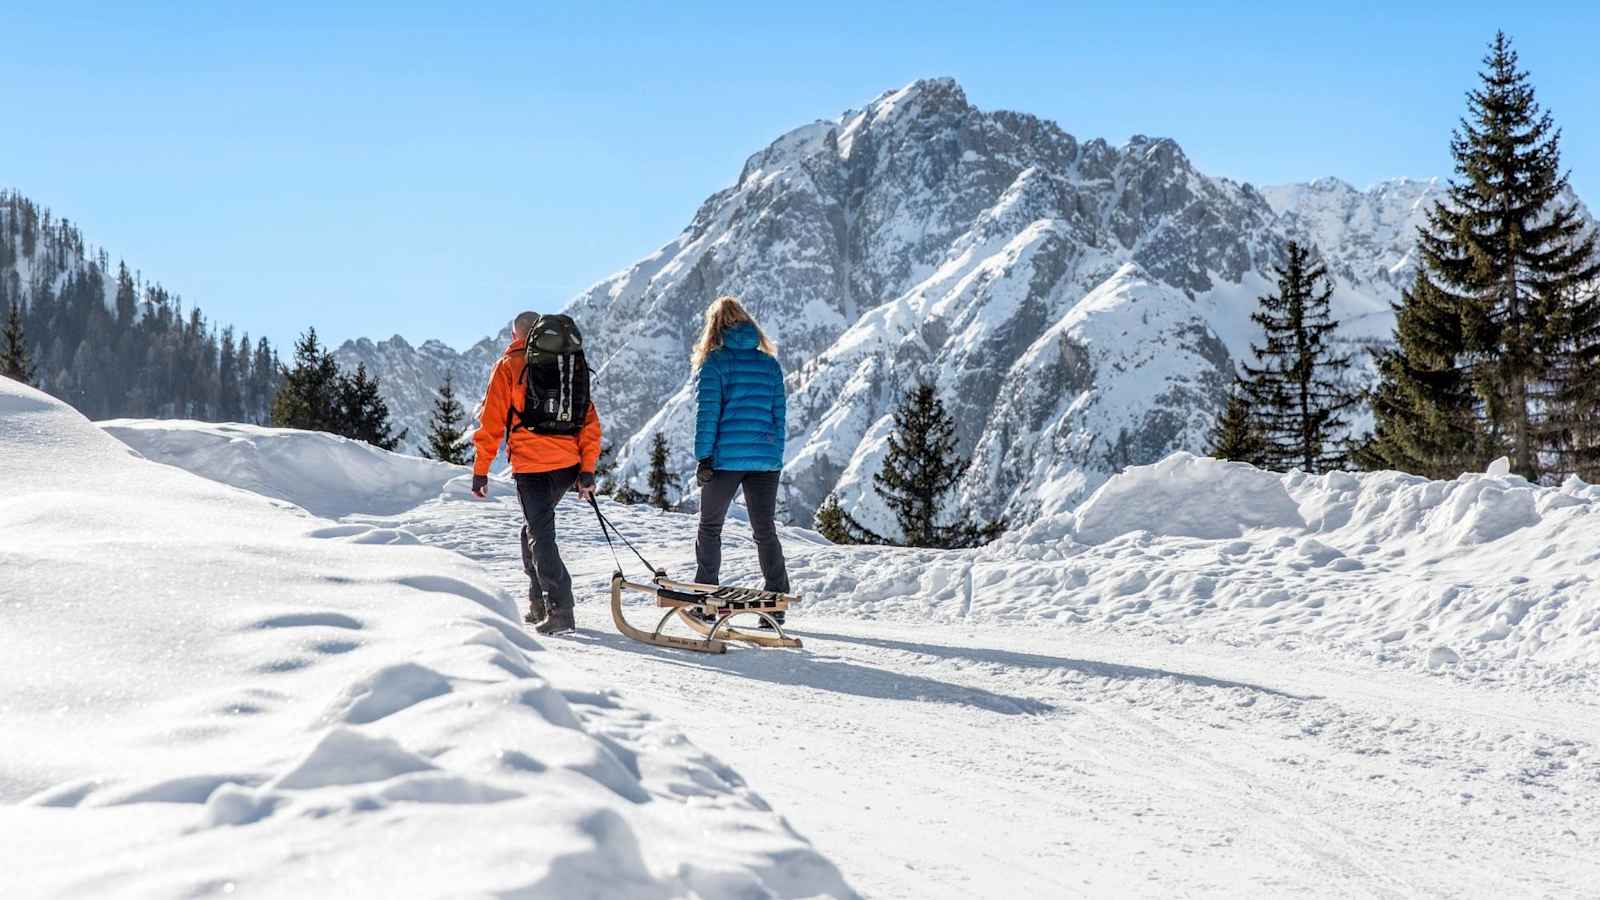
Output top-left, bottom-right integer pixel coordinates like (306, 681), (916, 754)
(339, 79), (1591, 537)
(101, 418), (472, 518)
(1, 381), (853, 898)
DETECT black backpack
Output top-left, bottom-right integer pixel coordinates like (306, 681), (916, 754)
(511, 314), (591, 435)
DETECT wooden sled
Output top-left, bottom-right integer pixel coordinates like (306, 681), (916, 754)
(610, 571), (803, 654)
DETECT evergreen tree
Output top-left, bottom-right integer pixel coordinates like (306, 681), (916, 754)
(271, 328), (343, 433)
(1238, 241), (1358, 473)
(419, 374), (470, 464)
(1410, 33), (1599, 480)
(872, 382), (1001, 548)
(337, 362), (406, 451)
(114, 261), (136, 327)
(647, 432), (675, 510)
(251, 336), (277, 423)
(1207, 386), (1266, 466)
(594, 442), (617, 495)
(2, 300), (35, 385)
(812, 492), (886, 545)
(216, 327), (242, 422)
(1357, 271), (1484, 476)
(813, 493), (850, 543)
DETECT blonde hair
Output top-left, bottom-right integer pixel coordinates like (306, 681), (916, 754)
(691, 295), (776, 369)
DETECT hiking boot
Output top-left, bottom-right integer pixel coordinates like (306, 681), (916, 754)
(536, 607), (575, 635)
(524, 586), (547, 625)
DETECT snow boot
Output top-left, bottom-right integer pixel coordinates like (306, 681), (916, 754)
(524, 585), (547, 626)
(536, 607), (575, 635)
(758, 611), (786, 630)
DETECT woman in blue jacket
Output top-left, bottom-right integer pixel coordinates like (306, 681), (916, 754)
(692, 295), (789, 619)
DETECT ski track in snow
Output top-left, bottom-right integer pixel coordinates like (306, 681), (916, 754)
(363, 493), (1600, 899)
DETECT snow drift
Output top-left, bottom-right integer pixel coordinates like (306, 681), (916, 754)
(99, 419), (478, 518)
(2, 381), (853, 898)
(723, 453), (1600, 686)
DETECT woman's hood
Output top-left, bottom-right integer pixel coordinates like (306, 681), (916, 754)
(723, 322), (761, 350)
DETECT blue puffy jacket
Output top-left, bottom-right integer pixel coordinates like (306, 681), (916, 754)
(695, 322), (786, 471)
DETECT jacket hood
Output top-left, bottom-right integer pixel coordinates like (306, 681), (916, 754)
(503, 338), (526, 356)
(723, 322), (761, 350)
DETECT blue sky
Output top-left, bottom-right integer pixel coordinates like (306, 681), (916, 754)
(4, 2), (1597, 351)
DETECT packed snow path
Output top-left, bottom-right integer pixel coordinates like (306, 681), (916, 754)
(364, 491), (1600, 898)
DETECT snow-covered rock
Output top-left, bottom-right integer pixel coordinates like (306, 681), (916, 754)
(1, 379), (854, 898)
(338, 79), (1593, 538)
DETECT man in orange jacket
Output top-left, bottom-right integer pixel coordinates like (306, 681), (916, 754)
(471, 310), (601, 635)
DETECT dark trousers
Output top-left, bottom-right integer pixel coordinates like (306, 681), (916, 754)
(695, 469), (789, 594)
(516, 465), (579, 612)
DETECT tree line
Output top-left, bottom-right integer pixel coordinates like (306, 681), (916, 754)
(0, 191), (283, 422)
(1213, 32), (1600, 485)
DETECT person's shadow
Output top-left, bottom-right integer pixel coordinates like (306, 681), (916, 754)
(801, 630), (1318, 701)
(573, 620), (1058, 716)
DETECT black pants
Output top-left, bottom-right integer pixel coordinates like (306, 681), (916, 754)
(695, 469), (789, 594)
(516, 465), (579, 612)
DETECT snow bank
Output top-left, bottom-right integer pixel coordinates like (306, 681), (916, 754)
(100, 418), (475, 518)
(3, 382), (853, 898)
(754, 453), (1600, 686)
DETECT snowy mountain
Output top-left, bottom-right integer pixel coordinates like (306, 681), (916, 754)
(338, 79), (1590, 535)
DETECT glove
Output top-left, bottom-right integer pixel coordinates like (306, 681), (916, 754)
(471, 474), (489, 498)
(697, 458), (714, 486)
(576, 471), (596, 499)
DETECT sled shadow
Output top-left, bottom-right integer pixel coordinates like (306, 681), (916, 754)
(799, 631), (1317, 701)
(574, 628), (1056, 716)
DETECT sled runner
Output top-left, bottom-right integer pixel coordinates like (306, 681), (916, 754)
(589, 497), (802, 654)
(609, 572), (802, 654)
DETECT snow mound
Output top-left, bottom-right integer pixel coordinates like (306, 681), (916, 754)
(99, 418), (473, 518)
(3, 381), (853, 898)
(1074, 454), (1304, 542)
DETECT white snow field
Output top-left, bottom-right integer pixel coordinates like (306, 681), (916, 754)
(99, 417), (1600, 898)
(0, 384), (855, 899)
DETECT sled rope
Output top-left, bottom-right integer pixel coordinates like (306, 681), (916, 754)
(588, 495), (660, 576)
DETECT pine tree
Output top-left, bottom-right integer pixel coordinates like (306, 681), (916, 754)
(217, 327), (243, 421)
(2, 300), (35, 385)
(419, 374), (470, 464)
(1207, 386), (1266, 466)
(114, 261), (136, 327)
(1412, 32), (1600, 481)
(814, 494), (850, 543)
(1238, 241), (1358, 473)
(872, 382), (1001, 548)
(594, 442), (617, 494)
(251, 337), (277, 423)
(812, 492), (886, 545)
(1357, 271), (1484, 477)
(271, 327), (343, 433)
(337, 363), (406, 451)
(647, 432), (675, 510)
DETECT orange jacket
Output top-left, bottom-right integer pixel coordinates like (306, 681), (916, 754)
(472, 340), (602, 476)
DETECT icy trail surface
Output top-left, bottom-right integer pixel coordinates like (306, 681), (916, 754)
(89, 418), (1600, 896)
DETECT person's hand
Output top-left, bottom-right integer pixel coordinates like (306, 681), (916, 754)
(471, 474), (489, 498)
(697, 458), (714, 486)
(576, 471), (596, 501)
